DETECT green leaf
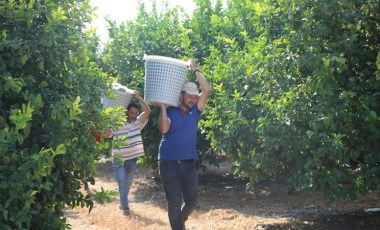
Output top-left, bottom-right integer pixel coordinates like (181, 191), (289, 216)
(54, 144), (66, 156)
(365, 111), (377, 122)
(34, 94), (44, 109)
(39, 81), (49, 88)
(51, 6), (67, 21)
(4, 76), (23, 93)
(9, 103), (34, 131)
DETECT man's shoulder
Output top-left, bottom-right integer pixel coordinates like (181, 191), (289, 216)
(193, 105), (202, 115)
(167, 106), (180, 113)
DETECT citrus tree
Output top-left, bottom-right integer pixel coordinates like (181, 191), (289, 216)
(201, 0), (380, 199)
(0, 0), (123, 228)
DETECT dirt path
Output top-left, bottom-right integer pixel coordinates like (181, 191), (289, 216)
(64, 159), (380, 230)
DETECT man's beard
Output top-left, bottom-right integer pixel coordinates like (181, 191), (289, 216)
(184, 101), (195, 109)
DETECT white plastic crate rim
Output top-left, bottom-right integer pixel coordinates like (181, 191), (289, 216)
(102, 83), (133, 109)
(144, 55), (189, 107)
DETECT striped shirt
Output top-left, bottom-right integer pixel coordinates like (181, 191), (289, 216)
(112, 115), (147, 161)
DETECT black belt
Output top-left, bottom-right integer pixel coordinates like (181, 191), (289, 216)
(160, 160), (195, 164)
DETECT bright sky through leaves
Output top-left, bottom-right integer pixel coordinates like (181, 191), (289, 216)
(90, 0), (195, 42)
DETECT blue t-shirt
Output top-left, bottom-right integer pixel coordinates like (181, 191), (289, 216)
(158, 106), (201, 160)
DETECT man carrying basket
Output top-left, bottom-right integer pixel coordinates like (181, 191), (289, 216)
(155, 59), (211, 230)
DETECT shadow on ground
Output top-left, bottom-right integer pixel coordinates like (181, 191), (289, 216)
(94, 159), (380, 230)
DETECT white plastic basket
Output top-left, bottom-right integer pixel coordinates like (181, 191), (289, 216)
(144, 55), (189, 107)
(102, 83), (134, 109)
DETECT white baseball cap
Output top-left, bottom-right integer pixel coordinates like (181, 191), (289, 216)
(181, 82), (200, 96)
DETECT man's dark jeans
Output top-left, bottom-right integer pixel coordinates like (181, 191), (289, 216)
(158, 160), (199, 230)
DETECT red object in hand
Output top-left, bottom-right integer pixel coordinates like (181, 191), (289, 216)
(92, 132), (102, 142)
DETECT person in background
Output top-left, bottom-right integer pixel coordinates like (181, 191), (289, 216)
(106, 90), (151, 216)
(154, 59), (210, 230)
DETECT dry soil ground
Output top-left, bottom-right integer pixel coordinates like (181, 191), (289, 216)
(64, 158), (380, 230)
